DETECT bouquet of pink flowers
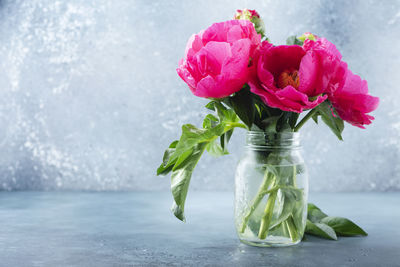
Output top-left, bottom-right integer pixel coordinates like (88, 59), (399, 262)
(158, 9), (378, 246)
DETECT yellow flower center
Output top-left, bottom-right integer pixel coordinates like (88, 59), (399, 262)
(277, 69), (300, 89)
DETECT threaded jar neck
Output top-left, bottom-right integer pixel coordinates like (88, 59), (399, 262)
(245, 131), (301, 150)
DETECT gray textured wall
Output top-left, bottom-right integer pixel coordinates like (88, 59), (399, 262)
(0, 0), (398, 191)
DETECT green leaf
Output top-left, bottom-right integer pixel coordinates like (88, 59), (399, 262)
(157, 140), (178, 175)
(251, 16), (266, 38)
(208, 101), (240, 125)
(252, 95), (279, 130)
(305, 220), (338, 240)
(206, 139), (227, 156)
(315, 101), (344, 140)
(286, 35), (303, 46)
(321, 216), (368, 236)
(276, 112), (292, 132)
(269, 188), (302, 229)
(171, 142), (207, 221)
(307, 203), (321, 211)
(158, 101), (247, 221)
(226, 87), (255, 129)
(292, 194), (305, 232)
(312, 112), (319, 124)
(306, 204), (368, 239)
(203, 114), (219, 129)
(172, 147), (194, 171)
(288, 112), (300, 129)
(205, 101), (219, 111)
(264, 164), (280, 180)
(260, 116), (280, 132)
(220, 129), (233, 153)
(254, 103), (262, 118)
(169, 124), (224, 171)
(307, 203), (328, 222)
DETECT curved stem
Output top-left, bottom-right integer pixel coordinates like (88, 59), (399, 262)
(239, 172), (274, 233)
(294, 108), (318, 132)
(225, 122), (248, 130)
(258, 190), (277, 239)
(291, 165), (297, 188)
(285, 216), (299, 242)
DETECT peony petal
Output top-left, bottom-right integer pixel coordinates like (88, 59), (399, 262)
(227, 25), (244, 44)
(274, 86), (327, 112)
(339, 69), (368, 95)
(194, 42), (231, 77)
(303, 37), (342, 60)
(185, 32), (205, 58)
(303, 37), (348, 95)
(195, 74), (243, 98)
(227, 20), (257, 43)
(250, 81), (326, 113)
(202, 22), (226, 43)
(177, 64), (196, 94)
(298, 51), (318, 95)
(257, 59), (275, 88)
(221, 39), (251, 79)
(202, 20), (254, 44)
(195, 75), (218, 98)
(262, 45), (305, 79)
(249, 81), (288, 111)
(217, 74), (247, 96)
(203, 41), (232, 66)
(256, 43), (275, 87)
(194, 47), (223, 77)
(275, 86), (309, 103)
(335, 107), (374, 129)
(329, 69), (379, 127)
(316, 38), (342, 60)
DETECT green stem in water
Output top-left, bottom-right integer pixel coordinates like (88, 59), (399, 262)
(258, 190), (277, 239)
(284, 165), (299, 242)
(281, 221), (289, 237)
(239, 172), (274, 233)
(294, 108), (318, 132)
(285, 216), (299, 242)
(291, 165), (297, 189)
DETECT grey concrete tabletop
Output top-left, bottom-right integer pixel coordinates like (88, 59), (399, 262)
(0, 191), (399, 267)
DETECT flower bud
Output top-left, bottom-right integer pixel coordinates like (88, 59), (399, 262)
(234, 9), (266, 37)
(298, 32), (317, 42)
(234, 9), (260, 20)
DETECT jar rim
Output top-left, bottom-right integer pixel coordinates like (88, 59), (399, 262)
(245, 131), (301, 149)
(246, 131), (300, 137)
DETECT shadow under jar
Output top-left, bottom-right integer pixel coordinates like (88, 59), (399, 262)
(235, 131), (308, 247)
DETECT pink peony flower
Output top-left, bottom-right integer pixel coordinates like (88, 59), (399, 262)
(329, 70), (379, 128)
(177, 20), (261, 99)
(303, 36), (379, 128)
(249, 42), (327, 113)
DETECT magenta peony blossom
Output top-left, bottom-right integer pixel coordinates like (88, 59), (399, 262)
(303, 36), (379, 128)
(177, 20), (261, 99)
(249, 43), (327, 113)
(329, 70), (379, 128)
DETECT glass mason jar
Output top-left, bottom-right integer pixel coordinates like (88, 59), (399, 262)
(234, 131), (308, 247)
